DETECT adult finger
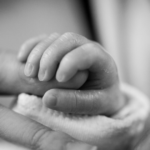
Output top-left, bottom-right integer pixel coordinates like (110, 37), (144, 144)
(12, 95), (97, 150)
(38, 32), (89, 81)
(20, 66), (88, 96)
(24, 33), (60, 78)
(43, 84), (125, 115)
(0, 104), (94, 150)
(18, 34), (47, 62)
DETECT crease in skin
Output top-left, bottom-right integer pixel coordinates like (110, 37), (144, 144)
(13, 84), (150, 147)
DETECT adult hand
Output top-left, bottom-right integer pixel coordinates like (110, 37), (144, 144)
(0, 103), (96, 150)
(14, 84), (150, 150)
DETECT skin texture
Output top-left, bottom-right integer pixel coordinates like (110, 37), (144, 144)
(18, 32), (125, 115)
(1, 32), (148, 149)
(0, 49), (94, 150)
(13, 33), (150, 149)
(0, 48), (87, 95)
(14, 84), (150, 150)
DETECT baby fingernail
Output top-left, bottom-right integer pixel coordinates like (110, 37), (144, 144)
(57, 74), (66, 82)
(24, 63), (34, 76)
(44, 95), (57, 107)
(38, 69), (47, 81)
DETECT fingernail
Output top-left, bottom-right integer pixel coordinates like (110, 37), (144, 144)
(38, 69), (47, 81)
(44, 95), (57, 107)
(57, 74), (66, 82)
(24, 63), (34, 76)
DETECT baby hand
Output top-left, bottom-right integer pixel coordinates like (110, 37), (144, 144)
(18, 33), (89, 83)
(18, 32), (123, 115)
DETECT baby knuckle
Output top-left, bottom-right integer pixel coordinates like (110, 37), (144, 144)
(61, 32), (77, 42)
(42, 49), (51, 59)
(49, 32), (60, 38)
(31, 47), (41, 56)
(28, 51), (40, 62)
(60, 32), (88, 46)
(60, 33), (69, 41)
(62, 32), (74, 39)
(44, 34), (56, 43)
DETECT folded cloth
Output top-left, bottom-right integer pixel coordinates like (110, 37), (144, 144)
(13, 83), (150, 150)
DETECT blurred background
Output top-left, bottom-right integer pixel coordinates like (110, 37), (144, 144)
(0, 0), (150, 149)
(91, 0), (150, 99)
(0, 0), (150, 98)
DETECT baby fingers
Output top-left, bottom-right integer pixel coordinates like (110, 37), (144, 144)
(38, 32), (89, 81)
(24, 33), (60, 77)
(18, 34), (47, 62)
